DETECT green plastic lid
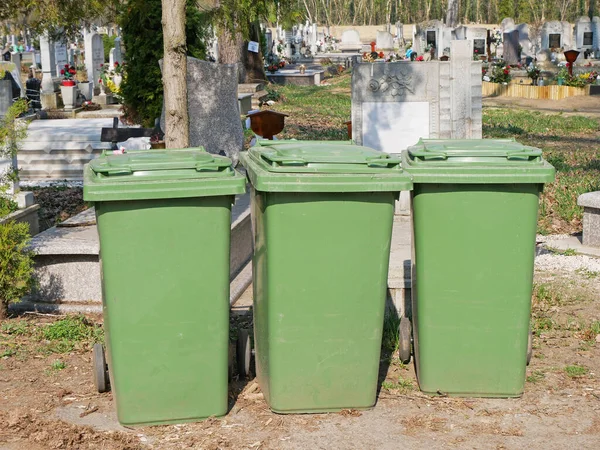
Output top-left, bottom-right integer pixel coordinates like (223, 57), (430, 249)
(240, 140), (412, 192)
(402, 139), (555, 184)
(84, 148), (246, 202)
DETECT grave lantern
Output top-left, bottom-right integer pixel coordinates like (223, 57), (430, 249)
(248, 110), (289, 140)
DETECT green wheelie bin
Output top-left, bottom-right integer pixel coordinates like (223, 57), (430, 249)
(83, 148), (246, 425)
(239, 140), (413, 413)
(399, 139), (555, 397)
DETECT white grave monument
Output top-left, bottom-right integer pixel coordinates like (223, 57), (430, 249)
(84, 31), (104, 93)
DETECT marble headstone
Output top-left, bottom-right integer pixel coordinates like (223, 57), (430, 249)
(351, 39), (482, 154)
(339, 29), (362, 52)
(516, 23), (533, 57)
(575, 16), (593, 49)
(85, 32), (104, 91)
(501, 18), (516, 33)
(113, 37), (123, 64)
(54, 41), (68, 75)
(376, 31), (394, 50)
(541, 21), (564, 50)
(593, 17), (600, 57)
(160, 57), (243, 165)
(39, 34), (56, 92)
(503, 30), (520, 64)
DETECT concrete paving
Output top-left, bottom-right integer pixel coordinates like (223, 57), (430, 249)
(541, 235), (600, 258)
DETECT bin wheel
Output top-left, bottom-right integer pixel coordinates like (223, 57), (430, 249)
(237, 329), (252, 378)
(526, 328), (533, 366)
(93, 343), (110, 393)
(398, 317), (412, 364)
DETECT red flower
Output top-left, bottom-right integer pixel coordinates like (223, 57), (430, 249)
(416, 56), (424, 61)
(64, 64), (69, 68)
(503, 69), (509, 75)
(100, 63), (104, 67)
(60, 69), (65, 75)
(69, 69), (76, 74)
(114, 62), (119, 67)
(506, 65), (511, 69)
(378, 51), (384, 58)
(98, 78), (102, 84)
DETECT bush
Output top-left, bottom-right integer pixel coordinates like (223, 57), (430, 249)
(0, 220), (35, 319)
(119, 0), (210, 127)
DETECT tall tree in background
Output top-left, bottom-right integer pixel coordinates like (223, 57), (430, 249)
(446, 0), (459, 26)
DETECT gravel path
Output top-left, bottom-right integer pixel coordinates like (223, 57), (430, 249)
(535, 234), (600, 273)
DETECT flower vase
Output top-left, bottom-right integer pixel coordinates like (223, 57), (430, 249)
(113, 74), (123, 89)
(60, 85), (77, 110)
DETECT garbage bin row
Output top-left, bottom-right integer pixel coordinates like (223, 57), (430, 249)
(83, 138), (555, 426)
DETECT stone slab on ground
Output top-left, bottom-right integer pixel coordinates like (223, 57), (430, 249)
(541, 235), (600, 259)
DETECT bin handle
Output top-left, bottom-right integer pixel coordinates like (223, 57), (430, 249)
(409, 149), (541, 161)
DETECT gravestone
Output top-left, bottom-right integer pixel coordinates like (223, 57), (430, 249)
(376, 31), (394, 50)
(594, 17), (600, 58)
(503, 30), (520, 64)
(516, 23), (533, 57)
(561, 21), (574, 48)
(54, 41), (68, 74)
(113, 37), (123, 64)
(351, 39), (482, 154)
(0, 79), (12, 117)
(84, 32), (104, 93)
(38, 33), (59, 109)
(396, 22), (404, 42)
(501, 18), (516, 33)
(339, 29), (362, 52)
(575, 16), (593, 49)
(109, 48), (115, 68)
(159, 57), (243, 165)
(541, 21), (564, 51)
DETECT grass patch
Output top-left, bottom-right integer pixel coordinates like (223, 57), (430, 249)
(1, 321), (30, 336)
(564, 364), (588, 378)
(382, 313), (400, 353)
(382, 376), (414, 392)
(483, 109), (598, 137)
(575, 268), (599, 279)
(42, 315), (102, 343)
(50, 359), (66, 371)
(526, 370), (545, 383)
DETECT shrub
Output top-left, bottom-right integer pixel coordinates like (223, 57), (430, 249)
(0, 220), (35, 319)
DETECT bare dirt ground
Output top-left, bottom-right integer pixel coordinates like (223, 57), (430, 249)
(1, 263), (599, 450)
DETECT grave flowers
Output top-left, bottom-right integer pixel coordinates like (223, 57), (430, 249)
(60, 64), (77, 86)
(526, 66), (541, 85)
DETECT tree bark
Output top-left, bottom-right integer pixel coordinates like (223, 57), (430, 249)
(243, 22), (267, 84)
(0, 301), (7, 321)
(161, 0), (189, 149)
(446, 0), (459, 27)
(218, 25), (246, 83)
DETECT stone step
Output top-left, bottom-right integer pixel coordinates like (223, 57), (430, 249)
(238, 83), (265, 94)
(17, 193), (253, 313)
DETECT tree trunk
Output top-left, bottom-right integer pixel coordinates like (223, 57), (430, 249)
(161, 0), (189, 149)
(243, 22), (267, 84)
(218, 26), (246, 83)
(0, 301), (7, 321)
(446, 0), (459, 27)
